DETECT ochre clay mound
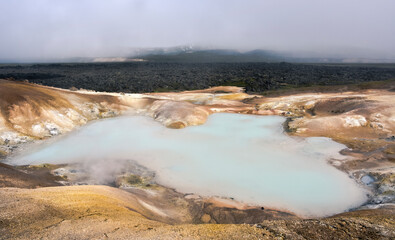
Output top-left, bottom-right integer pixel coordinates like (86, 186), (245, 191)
(0, 80), (122, 139)
(0, 186), (393, 239)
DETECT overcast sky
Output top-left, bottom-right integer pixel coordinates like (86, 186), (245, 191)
(0, 0), (394, 59)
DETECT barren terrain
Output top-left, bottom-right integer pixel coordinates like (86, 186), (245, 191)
(0, 79), (394, 239)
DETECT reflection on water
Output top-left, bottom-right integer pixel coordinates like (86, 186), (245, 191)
(10, 113), (367, 217)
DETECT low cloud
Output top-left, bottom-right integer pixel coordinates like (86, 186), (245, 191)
(0, 0), (394, 59)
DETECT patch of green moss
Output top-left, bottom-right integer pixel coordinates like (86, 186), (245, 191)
(28, 163), (57, 169)
(125, 174), (143, 185)
(0, 149), (7, 158)
(116, 174), (160, 190)
(167, 121), (186, 129)
(283, 118), (297, 133)
(379, 174), (395, 185)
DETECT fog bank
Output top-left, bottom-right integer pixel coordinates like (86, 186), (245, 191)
(0, 0), (394, 60)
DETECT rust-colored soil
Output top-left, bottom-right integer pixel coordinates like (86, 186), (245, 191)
(0, 163), (61, 188)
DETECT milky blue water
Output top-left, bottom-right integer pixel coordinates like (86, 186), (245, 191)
(10, 113), (367, 217)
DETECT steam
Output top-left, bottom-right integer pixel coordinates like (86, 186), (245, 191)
(0, 0), (394, 60)
(56, 158), (151, 185)
(79, 158), (129, 185)
(9, 114), (368, 217)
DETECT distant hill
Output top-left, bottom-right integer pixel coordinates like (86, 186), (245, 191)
(133, 49), (287, 63)
(130, 46), (395, 63)
(1, 46), (394, 64)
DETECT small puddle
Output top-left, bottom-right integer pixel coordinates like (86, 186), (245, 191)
(9, 113), (368, 217)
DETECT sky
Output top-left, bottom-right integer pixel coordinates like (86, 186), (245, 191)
(0, 0), (394, 60)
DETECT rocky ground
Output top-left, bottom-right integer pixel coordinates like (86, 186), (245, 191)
(0, 79), (394, 239)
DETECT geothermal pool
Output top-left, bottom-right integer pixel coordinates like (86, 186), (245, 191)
(10, 113), (368, 217)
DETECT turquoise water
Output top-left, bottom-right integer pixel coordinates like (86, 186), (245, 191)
(10, 113), (367, 217)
